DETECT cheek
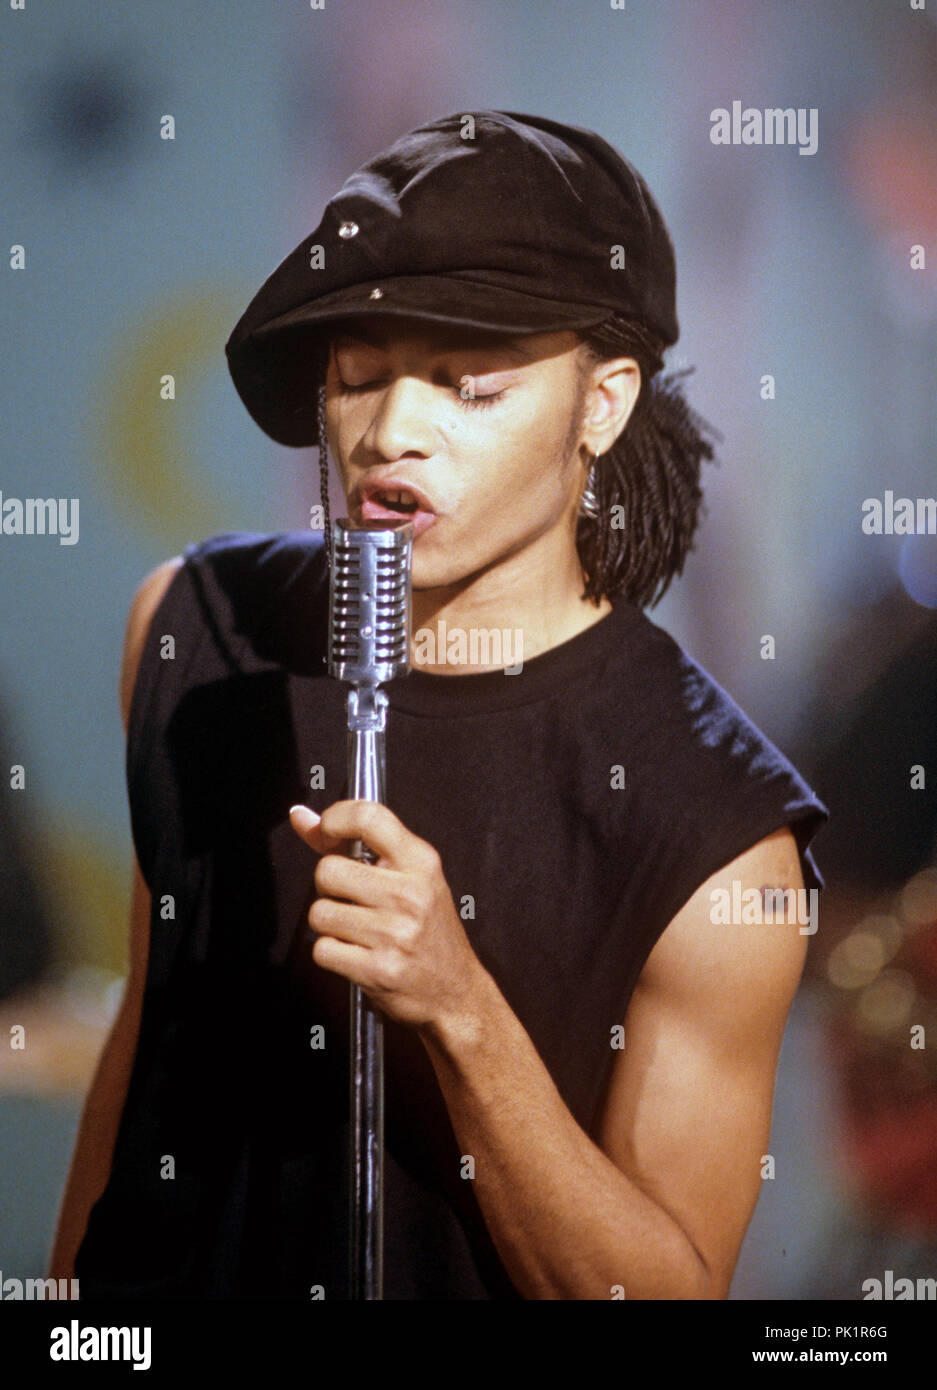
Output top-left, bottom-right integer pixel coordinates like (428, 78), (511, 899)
(511, 378), (579, 457)
(465, 394), (576, 511)
(324, 397), (361, 477)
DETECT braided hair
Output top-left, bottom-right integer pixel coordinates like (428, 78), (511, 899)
(573, 313), (722, 609)
(312, 319), (721, 609)
(314, 369), (332, 577)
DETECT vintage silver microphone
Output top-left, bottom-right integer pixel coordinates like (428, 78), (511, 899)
(327, 516), (414, 1301)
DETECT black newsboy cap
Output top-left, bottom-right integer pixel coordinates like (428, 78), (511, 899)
(225, 109), (680, 447)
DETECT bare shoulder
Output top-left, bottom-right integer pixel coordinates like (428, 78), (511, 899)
(119, 555), (185, 731)
(637, 825), (808, 1019)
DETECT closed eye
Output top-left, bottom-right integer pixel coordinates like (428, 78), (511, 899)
(456, 389), (505, 410)
(336, 379), (506, 409)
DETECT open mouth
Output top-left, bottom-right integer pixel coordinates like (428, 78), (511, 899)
(374, 490), (420, 514)
(359, 483), (437, 538)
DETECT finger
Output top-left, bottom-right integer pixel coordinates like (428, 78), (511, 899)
(314, 852), (393, 908)
(310, 934), (398, 998)
(308, 896), (379, 945)
(310, 933), (372, 986)
(289, 804), (343, 854)
(292, 800), (418, 867)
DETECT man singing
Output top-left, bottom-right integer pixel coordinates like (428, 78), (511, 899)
(57, 110), (828, 1299)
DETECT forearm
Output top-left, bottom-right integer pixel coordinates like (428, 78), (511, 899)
(50, 1111), (115, 1282)
(49, 1002), (139, 1280)
(418, 967), (711, 1300)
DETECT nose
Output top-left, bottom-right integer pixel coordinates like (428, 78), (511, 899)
(361, 375), (437, 461)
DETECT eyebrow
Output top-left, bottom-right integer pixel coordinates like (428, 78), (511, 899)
(331, 323), (536, 361)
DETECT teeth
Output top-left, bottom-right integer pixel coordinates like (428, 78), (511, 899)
(377, 489), (417, 507)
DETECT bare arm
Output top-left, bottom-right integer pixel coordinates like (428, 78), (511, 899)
(417, 825), (809, 1299)
(48, 555), (183, 1281)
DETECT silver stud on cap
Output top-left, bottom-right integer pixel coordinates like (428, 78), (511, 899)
(369, 287), (384, 299)
(338, 220), (359, 239)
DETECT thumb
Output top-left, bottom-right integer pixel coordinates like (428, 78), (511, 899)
(288, 803), (342, 853)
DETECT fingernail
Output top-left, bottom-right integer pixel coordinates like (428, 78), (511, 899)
(289, 804), (321, 829)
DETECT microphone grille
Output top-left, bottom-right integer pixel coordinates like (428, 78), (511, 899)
(328, 519), (413, 684)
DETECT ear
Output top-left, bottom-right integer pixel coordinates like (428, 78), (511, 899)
(582, 357), (641, 456)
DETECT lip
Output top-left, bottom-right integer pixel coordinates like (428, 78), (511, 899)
(356, 476), (435, 513)
(354, 477), (439, 540)
(359, 498), (438, 539)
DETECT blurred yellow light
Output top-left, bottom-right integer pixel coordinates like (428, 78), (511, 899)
(855, 969), (916, 1036)
(899, 868), (937, 928)
(856, 913), (904, 962)
(827, 931), (886, 989)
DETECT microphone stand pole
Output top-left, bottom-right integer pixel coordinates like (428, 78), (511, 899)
(345, 682), (387, 1302)
(329, 514), (412, 1301)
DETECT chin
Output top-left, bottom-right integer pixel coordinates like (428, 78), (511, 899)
(410, 551), (470, 594)
(410, 526), (504, 594)
(409, 560), (449, 592)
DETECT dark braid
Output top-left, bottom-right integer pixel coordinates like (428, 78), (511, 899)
(575, 313), (722, 609)
(313, 343), (333, 577)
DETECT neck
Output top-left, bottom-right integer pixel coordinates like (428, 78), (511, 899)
(409, 534), (611, 675)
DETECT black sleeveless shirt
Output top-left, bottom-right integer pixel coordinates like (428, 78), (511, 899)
(76, 530), (829, 1300)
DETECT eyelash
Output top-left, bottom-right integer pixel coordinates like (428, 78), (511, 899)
(456, 390), (503, 411)
(337, 380), (505, 410)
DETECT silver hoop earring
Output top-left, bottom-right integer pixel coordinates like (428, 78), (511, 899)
(579, 451), (601, 519)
